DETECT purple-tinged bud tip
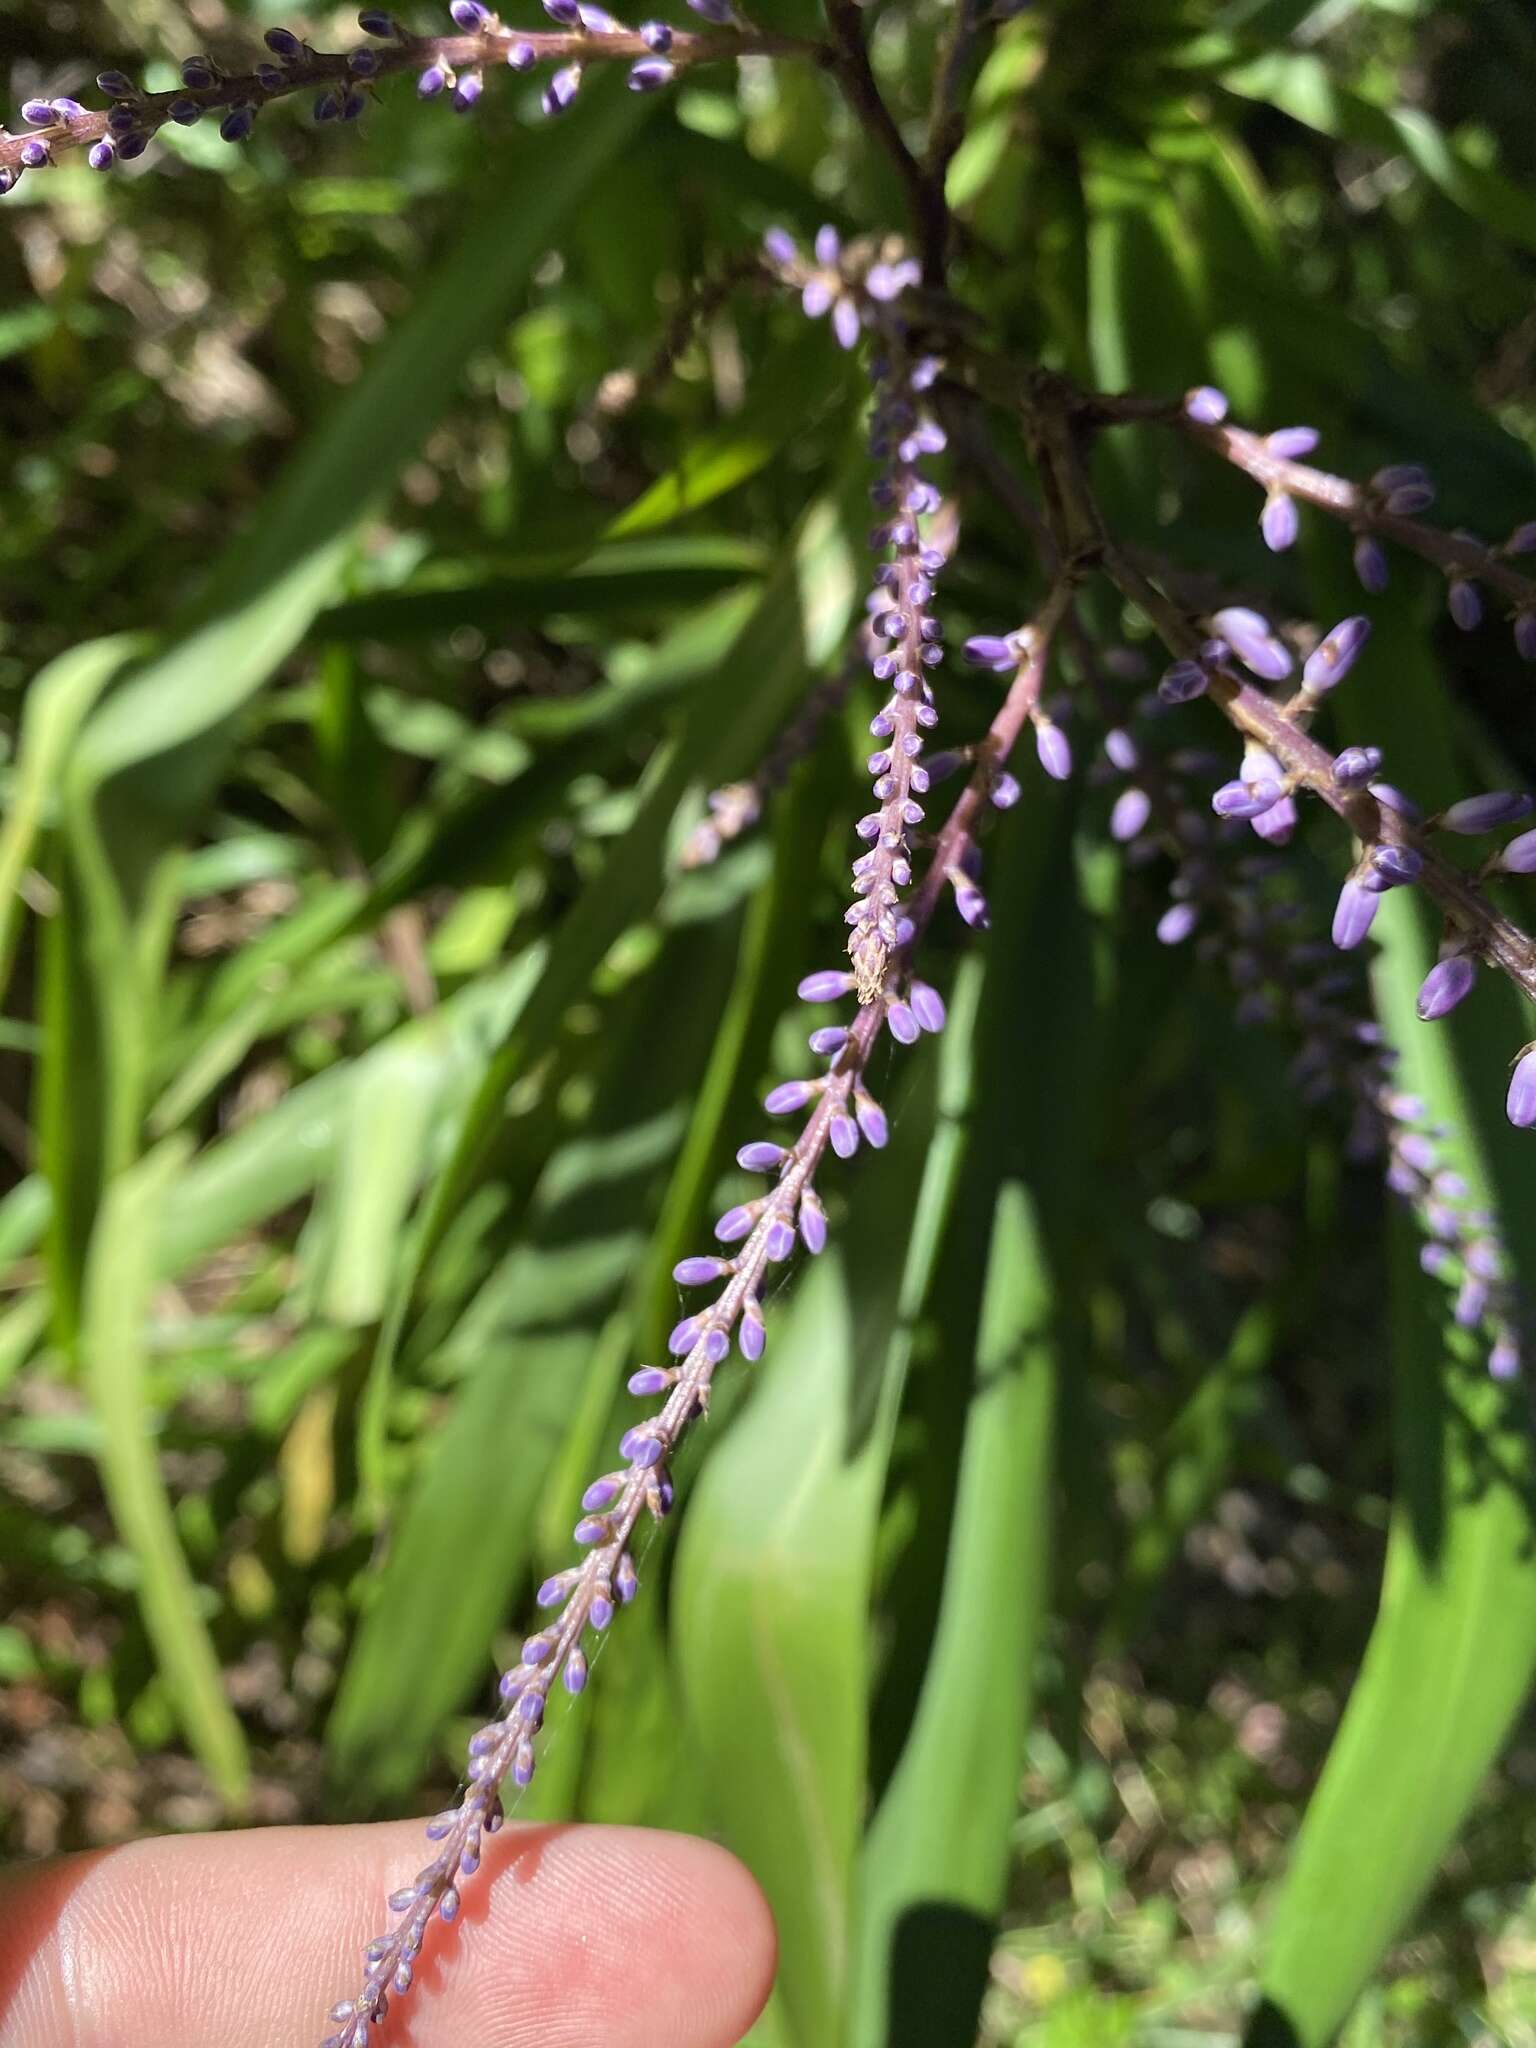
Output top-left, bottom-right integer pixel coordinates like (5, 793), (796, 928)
(628, 57), (675, 89)
(1303, 615), (1371, 692)
(564, 1649), (588, 1694)
(1211, 606), (1293, 682)
(909, 981), (946, 1033)
(1332, 746), (1383, 790)
(1438, 791), (1534, 835)
(628, 1366), (672, 1395)
(1507, 1048), (1536, 1130)
(798, 969), (852, 1003)
(542, 64), (583, 113)
(1110, 786), (1152, 840)
(1265, 425), (1320, 459)
(1496, 827), (1536, 875)
(1416, 954), (1476, 1022)
(1331, 878), (1380, 952)
(1156, 902), (1198, 946)
(714, 1204), (756, 1243)
(1260, 493), (1299, 552)
(1184, 385), (1228, 424)
(799, 1193), (827, 1254)
(1447, 578), (1483, 631)
(1157, 659), (1208, 705)
(673, 1255), (726, 1286)
(962, 634), (1016, 671)
(1353, 534), (1390, 593)
(668, 1316), (702, 1354)
(620, 1428), (665, 1469)
(765, 1079), (815, 1115)
(736, 1141), (786, 1172)
(886, 1001), (920, 1045)
(1035, 723), (1072, 781)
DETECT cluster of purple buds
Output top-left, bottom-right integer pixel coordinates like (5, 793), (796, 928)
(762, 224), (923, 354)
(319, 262), (977, 2048)
(1093, 680), (1527, 1378)
(1179, 391), (1536, 662)
(1, 0), (763, 190)
(959, 631), (1072, 797)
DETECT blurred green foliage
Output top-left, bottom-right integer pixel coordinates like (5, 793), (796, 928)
(4, 1), (1536, 2043)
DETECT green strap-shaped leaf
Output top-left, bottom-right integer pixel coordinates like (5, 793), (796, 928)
(82, 1138), (251, 1810)
(852, 1179), (1055, 2048)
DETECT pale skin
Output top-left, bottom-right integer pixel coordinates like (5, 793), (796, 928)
(0, 1819), (777, 2047)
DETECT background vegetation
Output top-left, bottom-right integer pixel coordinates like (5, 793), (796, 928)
(4, 0), (1536, 2042)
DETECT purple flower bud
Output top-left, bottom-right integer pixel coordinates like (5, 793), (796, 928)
(265, 25), (304, 55)
(962, 634), (1016, 671)
(955, 882), (988, 927)
(808, 1025), (847, 1056)
(219, 105), (257, 142)
(1507, 1048), (1536, 1129)
(537, 1570), (578, 1607)
(737, 1141), (786, 1172)
(114, 132), (147, 158)
(543, 64), (583, 114)
(1261, 493), (1299, 552)
(573, 1515), (611, 1544)
(1111, 786), (1152, 840)
(1497, 827), (1536, 874)
(18, 140), (50, 169)
(417, 63), (448, 95)
(1439, 791), (1534, 835)
(1447, 578), (1482, 631)
(1212, 778), (1284, 820)
(588, 1594), (612, 1630)
(1331, 879), (1380, 951)
(565, 1649), (588, 1694)
(513, 1739), (537, 1785)
(544, 0), (581, 16)
(620, 1428), (665, 1468)
(1333, 746), (1383, 790)
(886, 1001), (919, 1045)
(714, 1205), (756, 1243)
(452, 71), (484, 110)
(799, 1191), (827, 1254)
(1104, 728), (1139, 773)
(674, 1255), (726, 1286)
(1369, 843), (1422, 887)
(765, 1079), (815, 1115)
(628, 57), (675, 89)
(984, 769), (1020, 811)
(97, 70), (135, 96)
(1515, 612), (1536, 662)
(642, 18), (675, 49)
(1353, 534), (1390, 593)
(106, 105), (138, 132)
(360, 8), (397, 31)
(798, 969), (853, 1003)
(668, 1316), (702, 1354)
(628, 1366), (672, 1395)
(615, 1553), (639, 1603)
(1266, 426), (1320, 459)
(181, 56), (218, 87)
(814, 223), (841, 265)
(1156, 902), (1198, 945)
(829, 1113), (859, 1158)
(802, 277), (833, 319)
(1386, 483), (1435, 516)
(855, 1093), (889, 1148)
(910, 981), (946, 1033)
(87, 140), (115, 170)
(832, 297), (862, 350)
(1211, 606), (1293, 682)
(1490, 1335), (1520, 1379)
(1184, 385), (1228, 424)
(1036, 723), (1072, 781)
(507, 39), (536, 65)
(1303, 615), (1371, 692)
(740, 1306), (766, 1360)
(1158, 659), (1208, 705)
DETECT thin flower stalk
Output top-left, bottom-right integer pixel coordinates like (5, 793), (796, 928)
(0, 3), (819, 190)
(318, 310), (1048, 2048)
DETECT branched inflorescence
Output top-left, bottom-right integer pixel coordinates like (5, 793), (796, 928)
(1079, 661), (1526, 1381)
(0, 0), (817, 190)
